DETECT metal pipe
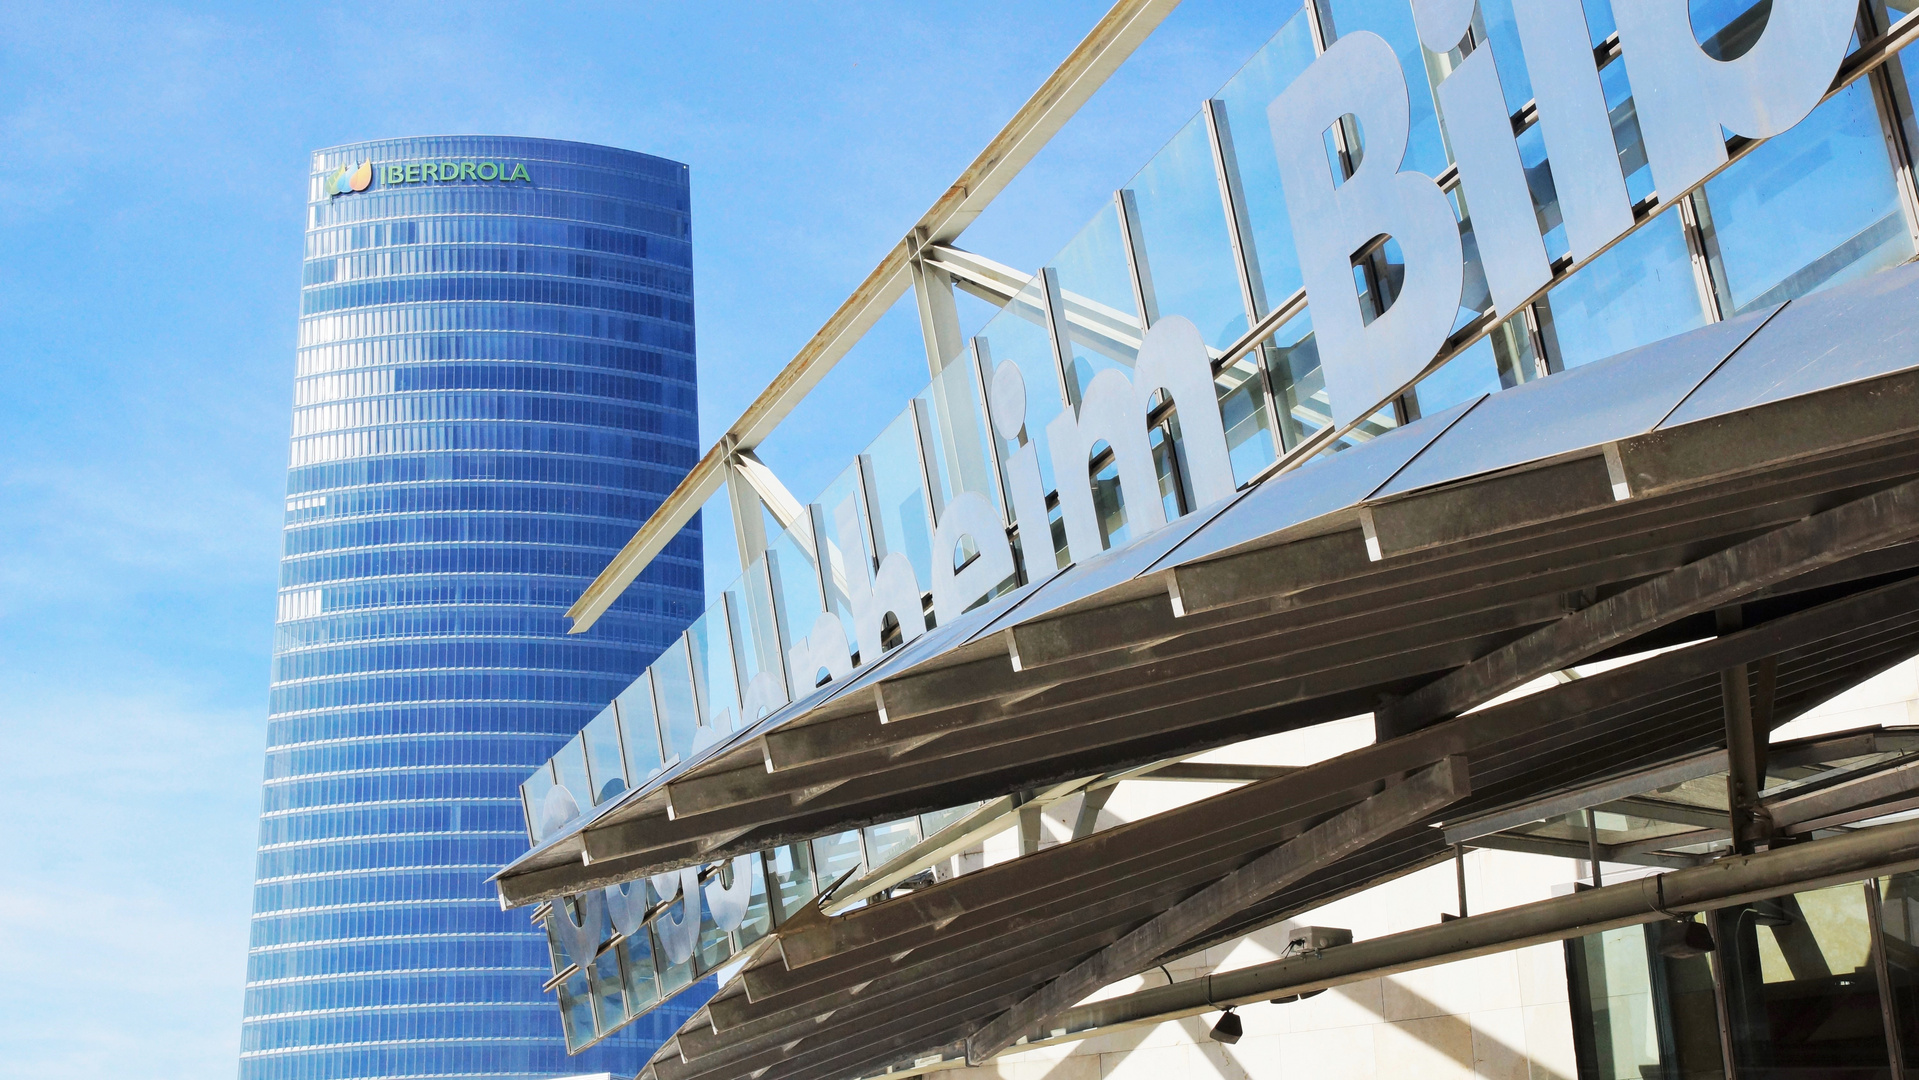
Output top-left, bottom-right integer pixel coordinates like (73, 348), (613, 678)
(1009, 817), (1919, 1051)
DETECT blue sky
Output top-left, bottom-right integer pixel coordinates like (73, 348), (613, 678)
(0, 3), (1292, 1075)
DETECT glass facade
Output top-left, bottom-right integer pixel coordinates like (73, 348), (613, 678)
(507, 0), (1919, 1057)
(242, 136), (705, 1080)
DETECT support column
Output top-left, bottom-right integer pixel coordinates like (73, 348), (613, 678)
(1719, 607), (1773, 854)
(911, 243), (967, 376)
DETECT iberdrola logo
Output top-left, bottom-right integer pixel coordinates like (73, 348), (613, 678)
(324, 162), (373, 196)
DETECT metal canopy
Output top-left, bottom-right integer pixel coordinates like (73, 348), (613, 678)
(497, 262), (1919, 909)
(482, 260), (1919, 1080)
(634, 644), (1919, 1080)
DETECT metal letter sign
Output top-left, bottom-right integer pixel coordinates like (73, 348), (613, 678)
(1269, 31), (1464, 429)
(1616, 0), (1856, 199)
(1419, 1), (1550, 317)
(534, 1), (1877, 1040)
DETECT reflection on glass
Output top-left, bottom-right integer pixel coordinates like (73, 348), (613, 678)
(863, 819), (922, 869)
(811, 830), (865, 892)
(558, 969), (595, 1052)
(756, 533), (809, 702)
(1214, 5), (1316, 308)
(521, 762), (556, 843)
(1412, 336), (1500, 417)
(1689, 0), (1772, 61)
(1489, 309), (1546, 388)
(1564, 916), (1723, 1080)
(1265, 308), (1330, 449)
(592, 947), (624, 1034)
(582, 704), (626, 805)
(1315, 0), (1451, 176)
(924, 357), (1001, 511)
(864, 410), (936, 591)
(978, 281), (1069, 499)
(696, 884), (731, 972)
(1216, 353), (1277, 485)
(1126, 114), (1250, 349)
(1453, 189), (1496, 331)
(816, 461), (870, 659)
(686, 606), (740, 739)
(552, 736), (591, 821)
(652, 636), (700, 763)
(1701, 83), (1914, 314)
(1715, 883), (1890, 1078)
(769, 843), (819, 923)
(616, 673), (664, 786)
(620, 935), (660, 1013)
(1878, 872), (1919, 1063)
(1515, 121), (1571, 263)
(650, 917), (693, 997)
(738, 852), (773, 946)
(920, 802), (980, 837)
(1052, 204), (1144, 403)
(1598, 57), (1654, 206)
(1543, 206), (1705, 369)
(733, 555), (790, 712)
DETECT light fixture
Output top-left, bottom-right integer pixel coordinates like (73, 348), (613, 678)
(1657, 917), (1716, 958)
(1208, 1007), (1243, 1044)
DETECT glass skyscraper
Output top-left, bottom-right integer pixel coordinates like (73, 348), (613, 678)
(241, 136), (705, 1080)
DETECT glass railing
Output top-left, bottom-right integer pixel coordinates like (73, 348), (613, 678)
(520, 0), (1919, 1045)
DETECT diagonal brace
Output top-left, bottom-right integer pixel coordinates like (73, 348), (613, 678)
(964, 755), (1470, 1063)
(1376, 476), (1919, 739)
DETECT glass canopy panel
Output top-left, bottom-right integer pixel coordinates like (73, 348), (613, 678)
(1715, 882), (1891, 1077)
(1566, 918), (1723, 1079)
(687, 602), (741, 739)
(1314, 0), (1451, 177)
(863, 818), (922, 869)
(769, 842), (819, 924)
(754, 535), (812, 698)
(1263, 307), (1329, 450)
(1702, 82), (1915, 315)
(1412, 335), (1501, 418)
(615, 673), (665, 786)
(1214, 4), (1316, 310)
(1215, 352), (1277, 486)
(921, 356), (1001, 511)
(1125, 113), (1249, 351)
(976, 280), (1067, 504)
(651, 636), (700, 764)
(581, 703), (626, 806)
(592, 947), (625, 1035)
(521, 762), (556, 844)
(864, 408), (936, 591)
(811, 830), (865, 892)
(1050, 202), (1143, 404)
(552, 735), (591, 822)
(1544, 206), (1705, 370)
(738, 851), (773, 947)
(814, 461), (868, 661)
(620, 933), (660, 1014)
(650, 918), (693, 998)
(726, 560), (789, 721)
(1878, 871), (1919, 1063)
(919, 802), (980, 837)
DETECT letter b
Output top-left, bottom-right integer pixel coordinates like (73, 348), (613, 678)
(1269, 32), (1464, 428)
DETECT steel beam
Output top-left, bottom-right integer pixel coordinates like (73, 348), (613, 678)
(566, 0), (1181, 633)
(964, 757), (1468, 1062)
(996, 816), (1919, 1055)
(1377, 475), (1919, 738)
